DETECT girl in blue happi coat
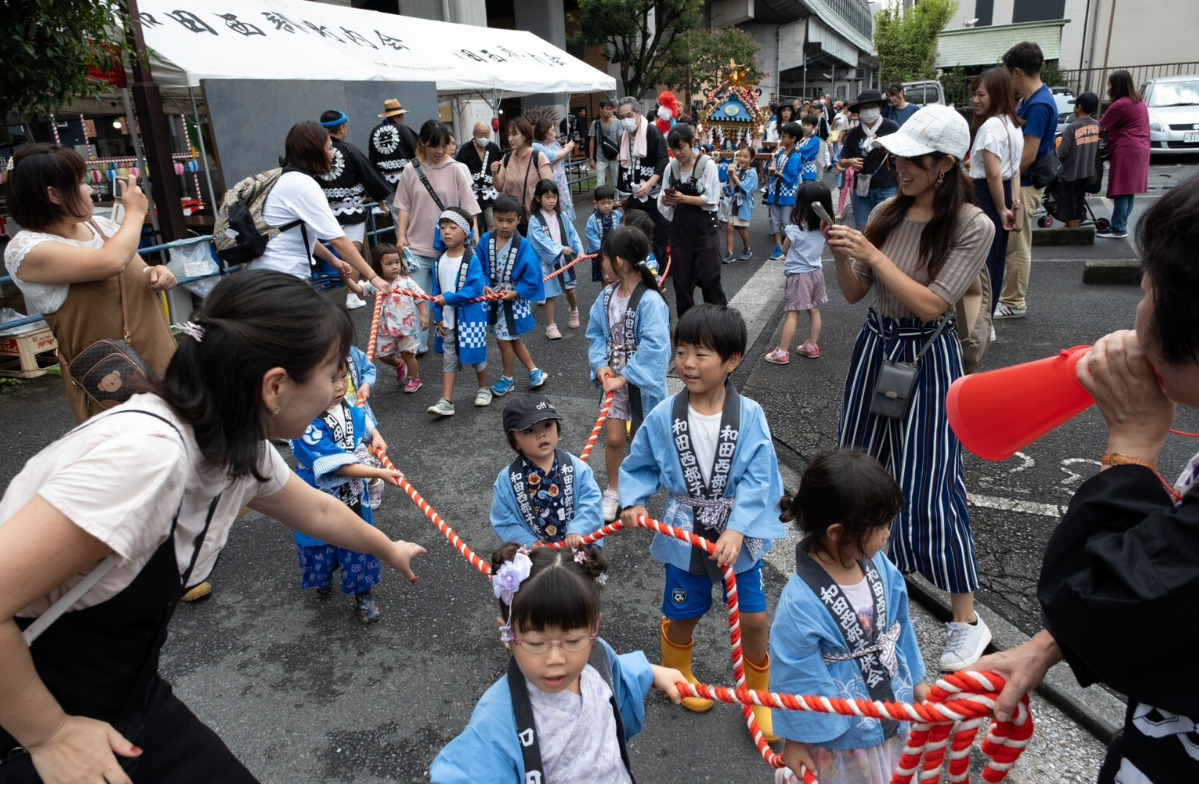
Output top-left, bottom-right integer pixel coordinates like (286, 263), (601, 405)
(619, 304), (785, 741)
(430, 544), (686, 784)
(771, 449), (928, 784)
(429, 208), (491, 417)
(490, 393), (603, 549)
(478, 194), (549, 397)
(722, 146), (758, 263)
(528, 179), (584, 339)
(290, 359), (403, 624)
(585, 226), (670, 523)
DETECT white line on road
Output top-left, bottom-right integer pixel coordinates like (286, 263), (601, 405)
(968, 492), (1067, 519)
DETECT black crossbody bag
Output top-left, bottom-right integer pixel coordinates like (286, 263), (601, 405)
(869, 319), (948, 421)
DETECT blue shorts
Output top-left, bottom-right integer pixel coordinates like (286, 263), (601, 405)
(296, 543), (381, 595)
(662, 561), (767, 620)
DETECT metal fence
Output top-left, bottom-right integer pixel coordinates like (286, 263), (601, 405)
(938, 61), (1199, 111)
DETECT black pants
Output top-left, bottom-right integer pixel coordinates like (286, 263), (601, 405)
(0, 679), (257, 784)
(669, 205), (727, 317)
(972, 178), (1012, 313)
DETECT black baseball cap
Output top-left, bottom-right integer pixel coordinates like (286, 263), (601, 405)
(502, 393), (562, 434)
(1075, 92), (1099, 114)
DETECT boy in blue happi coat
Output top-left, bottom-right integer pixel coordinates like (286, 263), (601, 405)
(620, 304), (785, 741)
(429, 207), (491, 417)
(585, 184), (624, 282)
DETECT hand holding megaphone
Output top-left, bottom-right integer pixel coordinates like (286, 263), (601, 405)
(949, 330), (1177, 462)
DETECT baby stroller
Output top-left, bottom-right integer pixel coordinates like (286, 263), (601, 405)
(1037, 139), (1109, 231)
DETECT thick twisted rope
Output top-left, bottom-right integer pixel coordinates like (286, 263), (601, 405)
(578, 391), (615, 463)
(544, 252), (594, 282)
(357, 295), (385, 407)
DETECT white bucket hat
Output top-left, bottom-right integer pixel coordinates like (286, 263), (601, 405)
(874, 104), (971, 161)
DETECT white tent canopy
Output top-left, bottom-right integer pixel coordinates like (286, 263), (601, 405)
(137, 0), (616, 97)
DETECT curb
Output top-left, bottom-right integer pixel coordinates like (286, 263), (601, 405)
(1083, 259), (1142, 285)
(1032, 227), (1095, 246)
(903, 573), (1123, 742)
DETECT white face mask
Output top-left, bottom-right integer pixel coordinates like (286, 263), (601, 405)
(859, 108), (881, 125)
(622, 117), (639, 133)
(475, 137), (489, 147)
(657, 105), (672, 121)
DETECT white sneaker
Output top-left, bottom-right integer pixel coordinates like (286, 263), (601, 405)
(474, 387), (493, 407)
(346, 292), (367, 310)
(939, 616), (992, 672)
(601, 488), (621, 522)
(427, 398), (455, 417)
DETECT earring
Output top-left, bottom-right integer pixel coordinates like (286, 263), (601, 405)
(272, 406), (281, 416)
(935, 170), (946, 189)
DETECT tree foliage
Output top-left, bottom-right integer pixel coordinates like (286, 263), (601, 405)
(569, 0), (703, 100)
(1, 0), (129, 123)
(874, 0), (958, 85)
(661, 27), (762, 95)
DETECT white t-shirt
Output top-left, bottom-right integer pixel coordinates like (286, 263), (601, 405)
(688, 406), (722, 486)
(969, 116), (1024, 182)
(0, 394), (291, 615)
(250, 171), (345, 279)
(437, 252), (464, 329)
(658, 156), (722, 217)
(3, 215), (122, 315)
(839, 576), (877, 637)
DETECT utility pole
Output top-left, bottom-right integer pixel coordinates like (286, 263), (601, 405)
(124, 0), (186, 243)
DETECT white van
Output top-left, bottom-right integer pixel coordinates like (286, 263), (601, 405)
(902, 80), (948, 107)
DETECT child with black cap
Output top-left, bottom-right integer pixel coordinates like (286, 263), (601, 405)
(1055, 91), (1101, 228)
(490, 393), (604, 548)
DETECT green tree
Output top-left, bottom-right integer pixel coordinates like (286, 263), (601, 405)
(569, 0), (703, 100)
(874, 0), (958, 85)
(662, 27), (763, 96)
(1, 0), (127, 126)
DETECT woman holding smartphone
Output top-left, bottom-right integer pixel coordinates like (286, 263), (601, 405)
(656, 123), (727, 317)
(3, 144), (178, 423)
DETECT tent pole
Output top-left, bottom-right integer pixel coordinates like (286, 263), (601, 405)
(451, 95), (462, 144)
(122, 87), (162, 240)
(189, 87), (217, 218)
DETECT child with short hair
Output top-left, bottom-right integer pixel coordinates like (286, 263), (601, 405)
(528, 179), (584, 339)
(289, 359), (403, 624)
(621, 209), (661, 276)
(620, 304), (785, 740)
(358, 243), (429, 392)
(429, 207), (491, 417)
(799, 115), (823, 182)
(766, 122), (804, 261)
(765, 182), (832, 364)
(771, 449), (929, 783)
(722, 147), (758, 263)
(478, 195), (548, 396)
(489, 393), (603, 548)
(586, 227), (671, 522)
(430, 544), (686, 783)
(586, 184), (624, 282)
(1055, 91), (1101, 229)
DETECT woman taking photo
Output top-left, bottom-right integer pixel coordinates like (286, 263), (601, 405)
(532, 118), (577, 222)
(3, 144), (177, 423)
(658, 123), (727, 316)
(395, 120), (481, 353)
(249, 122), (382, 290)
(490, 116), (554, 234)
(1097, 69), (1150, 240)
(0, 271), (425, 783)
(825, 104), (995, 673)
(968, 67), (1024, 311)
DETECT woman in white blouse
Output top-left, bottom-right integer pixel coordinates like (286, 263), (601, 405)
(968, 67), (1025, 312)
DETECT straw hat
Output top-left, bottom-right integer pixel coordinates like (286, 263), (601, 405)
(378, 99), (409, 118)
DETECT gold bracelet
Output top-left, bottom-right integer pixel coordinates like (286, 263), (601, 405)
(1101, 452), (1157, 472)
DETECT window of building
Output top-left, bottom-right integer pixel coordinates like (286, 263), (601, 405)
(975, 0), (994, 26)
(1013, 0), (1065, 23)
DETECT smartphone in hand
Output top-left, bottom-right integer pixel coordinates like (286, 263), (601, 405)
(811, 202), (834, 227)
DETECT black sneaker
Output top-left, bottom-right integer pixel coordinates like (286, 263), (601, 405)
(355, 592), (381, 624)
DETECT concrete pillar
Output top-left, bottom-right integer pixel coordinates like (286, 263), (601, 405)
(514, 0), (569, 120)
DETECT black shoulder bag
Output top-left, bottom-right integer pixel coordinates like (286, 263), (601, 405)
(869, 319), (949, 421)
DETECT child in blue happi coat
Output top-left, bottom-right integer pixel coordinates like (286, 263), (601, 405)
(765, 122), (804, 261)
(478, 194), (549, 397)
(771, 449), (928, 784)
(585, 227), (670, 523)
(290, 359), (403, 623)
(490, 393), (603, 548)
(798, 114), (823, 182)
(429, 207), (490, 417)
(430, 544), (686, 783)
(722, 147), (758, 263)
(528, 179), (584, 339)
(620, 303), (786, 740)
(585, 184), (623, 282)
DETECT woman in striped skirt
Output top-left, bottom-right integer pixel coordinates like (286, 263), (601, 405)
(823, 104), (995, 672)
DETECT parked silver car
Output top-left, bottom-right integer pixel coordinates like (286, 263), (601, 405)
(1143, 74), (1199, 154)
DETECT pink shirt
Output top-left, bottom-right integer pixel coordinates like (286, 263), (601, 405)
(394, 157), (481, 257)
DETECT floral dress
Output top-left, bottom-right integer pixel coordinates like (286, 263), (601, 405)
(363, 276), (424, 357)
(533, 140), (576, 222)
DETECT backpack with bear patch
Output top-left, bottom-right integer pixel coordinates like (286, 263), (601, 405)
(212, 167), (307, 266)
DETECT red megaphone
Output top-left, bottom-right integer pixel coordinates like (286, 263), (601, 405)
(947, 346), (1094, 461)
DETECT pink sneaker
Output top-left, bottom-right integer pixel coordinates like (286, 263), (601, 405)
(796, 341), (820, 358)
(403, 377), (422, 393)
(764, 348), (790, 365)
(395, 360), (408, 383)
(546, 323), (562, 340)
(567, 308), (580, 328)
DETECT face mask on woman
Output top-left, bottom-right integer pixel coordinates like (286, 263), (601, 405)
(622, 117), (639, 133)
(859, 108), (881, 125)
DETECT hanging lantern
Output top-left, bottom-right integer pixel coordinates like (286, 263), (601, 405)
(129, 167), (139, 179)
(107, 168), (118, 182)
(185, 160), (199, 174)
(90, 169), (102, 184)
(174, 162), (185, 176)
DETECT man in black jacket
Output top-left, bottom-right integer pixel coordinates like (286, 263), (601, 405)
(456, 121), (503, 232)
(369, 98), (420, 187)
(836, 89), (900, 231)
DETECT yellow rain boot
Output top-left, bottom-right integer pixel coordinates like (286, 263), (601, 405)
(745, 654), (778, 742)
(659, 618), (714, 712)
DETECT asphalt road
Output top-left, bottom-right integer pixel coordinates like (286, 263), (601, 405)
(2, 155), (1196, 782)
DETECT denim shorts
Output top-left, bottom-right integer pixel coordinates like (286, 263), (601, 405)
(662, 560), (766, 620)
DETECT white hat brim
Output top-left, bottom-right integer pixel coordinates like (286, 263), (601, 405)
(872, 132), (937, 158)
